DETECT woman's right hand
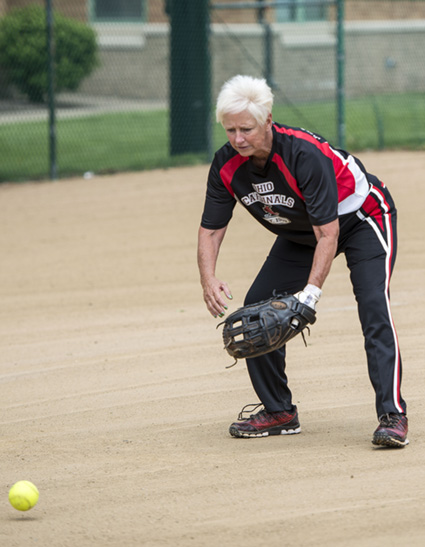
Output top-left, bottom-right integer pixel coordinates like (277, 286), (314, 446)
(201, 276), (233, 318)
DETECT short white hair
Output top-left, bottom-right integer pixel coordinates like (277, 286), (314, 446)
(216, 75), (274, 126)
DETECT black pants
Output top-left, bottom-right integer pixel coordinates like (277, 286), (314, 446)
(244, 185), (406, 418)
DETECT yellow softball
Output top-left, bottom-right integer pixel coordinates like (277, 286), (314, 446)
(8, 480), (39, 511)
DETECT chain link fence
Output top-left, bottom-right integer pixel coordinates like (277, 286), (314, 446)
(211, 1), (344, 146)
(211, 0), (425, 152)
(0, 1), (425, 182)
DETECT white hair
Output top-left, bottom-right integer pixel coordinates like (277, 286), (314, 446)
(216, 75), (274, 126)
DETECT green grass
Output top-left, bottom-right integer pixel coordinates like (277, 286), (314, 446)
(1, 92), (425, 182)
(272, 92), (425, 150)
(0, 110), (209, 182)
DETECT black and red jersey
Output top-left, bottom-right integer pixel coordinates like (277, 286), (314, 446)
(201, 122), (376, 246)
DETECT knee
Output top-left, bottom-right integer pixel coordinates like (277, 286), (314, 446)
(356, 288), (386, 311)
(356, 288), (391, 328)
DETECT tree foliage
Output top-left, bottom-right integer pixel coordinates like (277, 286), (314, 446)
(0, 5), (98, 103)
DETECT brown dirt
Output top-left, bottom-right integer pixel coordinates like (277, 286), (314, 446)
(1, 150), (425, 546)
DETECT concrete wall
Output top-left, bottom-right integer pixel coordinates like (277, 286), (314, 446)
(345, 21), (425, 96)
(79, 24), (169, 101)
(78, 20), (425, 104)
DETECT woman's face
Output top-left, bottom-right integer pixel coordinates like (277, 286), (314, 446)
(222, 110), (272, 159)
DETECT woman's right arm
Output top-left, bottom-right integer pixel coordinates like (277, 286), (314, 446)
(197, 225), (233, 317)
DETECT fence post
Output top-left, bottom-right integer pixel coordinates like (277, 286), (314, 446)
(169, 0), (211, 156)
(46, 0), (57, 180)
(336, 0), (345, 149)
(257, 0), (275, 88)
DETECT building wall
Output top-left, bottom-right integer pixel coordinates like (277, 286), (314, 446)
(2, 1), (425, 104)
(3, 1), (425, 22)
(78, 21), (425, 103)
(345, 1), (425, 20)
(204, 1), (425, 24)
(80, 25), (169, 100)
(1, 0), (87, 19)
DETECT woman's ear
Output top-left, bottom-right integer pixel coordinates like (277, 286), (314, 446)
(266, 112), (273, 129)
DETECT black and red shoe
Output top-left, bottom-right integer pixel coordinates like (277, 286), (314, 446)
(229, 403), (301, 438)
(372, 413), (409, 448)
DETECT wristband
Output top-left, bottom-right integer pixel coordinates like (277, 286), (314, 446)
(297, 284), (322, 310)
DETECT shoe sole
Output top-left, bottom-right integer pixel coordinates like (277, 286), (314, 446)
(229, 425), (301, 438)
(372, 433), (409, 448)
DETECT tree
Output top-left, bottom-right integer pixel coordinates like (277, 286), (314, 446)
(0, 5), (98, 103)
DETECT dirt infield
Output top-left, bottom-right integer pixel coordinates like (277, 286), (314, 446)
(1, 151), (425, 546)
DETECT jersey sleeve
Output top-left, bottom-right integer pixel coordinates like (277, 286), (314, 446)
(200, 156), (236, 230)
(295, 145), (339, 226)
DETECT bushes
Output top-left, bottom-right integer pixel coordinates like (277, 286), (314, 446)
(0, 5), (98, 103)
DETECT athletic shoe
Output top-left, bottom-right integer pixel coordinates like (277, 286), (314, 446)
(229, 403), (301, 438)
(372, 413), (409, 448)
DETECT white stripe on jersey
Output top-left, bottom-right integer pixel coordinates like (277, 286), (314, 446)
(333, 151), (371, 215)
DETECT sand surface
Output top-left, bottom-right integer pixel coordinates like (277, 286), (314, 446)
(1, 151), (425, 546)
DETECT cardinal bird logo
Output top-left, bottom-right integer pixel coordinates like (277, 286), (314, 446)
(262, 205), (291, 225)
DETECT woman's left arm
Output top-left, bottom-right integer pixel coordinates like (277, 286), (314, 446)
(308, 218), (340, 289)
(295, 219), (339, 310)
(296, 218), (339, 309)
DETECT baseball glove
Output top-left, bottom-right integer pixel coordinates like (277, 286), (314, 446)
(220, 293), (316, 362)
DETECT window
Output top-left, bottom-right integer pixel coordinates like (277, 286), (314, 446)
(276, 0), (328, 23)
(92, 0), (146, 22)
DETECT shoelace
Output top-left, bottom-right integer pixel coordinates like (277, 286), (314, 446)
(379, 413), (402, 427)
(238, 403), (264, 421)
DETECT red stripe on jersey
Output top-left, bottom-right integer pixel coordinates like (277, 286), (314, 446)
(335, 168), (358, 202)
(273, 125), (357, 204)
(271, 153), (304, 200)
(219, 155), (249, 197)
(361, 193), (384, 231)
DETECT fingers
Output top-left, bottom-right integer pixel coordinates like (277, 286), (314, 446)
(203, 280), (233, 318)
(221, 282), (233, 302)
(207, 291), (228, 318)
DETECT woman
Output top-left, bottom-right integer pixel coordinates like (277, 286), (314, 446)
(197, 75), (408, 448)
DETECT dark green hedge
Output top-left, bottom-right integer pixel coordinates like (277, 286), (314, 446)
(0, 5), (98, 103)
